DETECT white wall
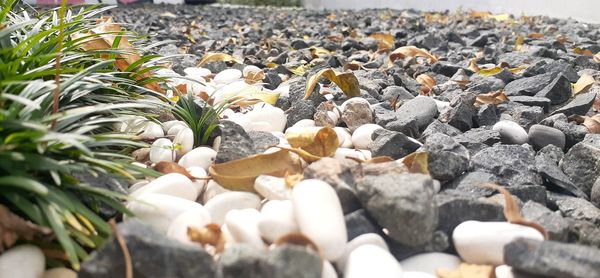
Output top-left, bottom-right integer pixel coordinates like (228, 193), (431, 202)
(303, 0), (600, 24)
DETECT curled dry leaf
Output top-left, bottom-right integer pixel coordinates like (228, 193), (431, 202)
(245, 70), (265, 85)
(304, 68), (360, 100)
(153, 161), (196, 180)
(71, 16), (163, 93)
(527, 32), (545, 39)
(474, 90), (509, 107)
(399, 151), (429, 175)
(198, 52), (242, 66)
(285, 127), (339, 162)
(284, 172), (304, 188)
(274, 233), (320, 254)
(310, 47), (332, 59)
(369, 33), (394, 50)
(572, 74), (595, 96)
(188, 224), (225, 253)
(228, 86), (279, 106)
(437, 263), (495, 278)
(584, 115), (600, 133)
(208, 149), (303, 192)
(468, 58), (480, 72)
(0, 204), (53, 252)
(574, 47), (594, 56)
(416, 74), (436, 95)
(389, 46), (438, 65)
(480, 183), (548, 239)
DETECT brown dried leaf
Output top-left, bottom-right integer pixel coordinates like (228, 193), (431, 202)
(188, 224), (225, 253)
(583, 115), (600, 133)
(364, 156), (395, 164)
(594, 53), (600, 63)
(275, 233), (320, 254)
(369, 33), (394, 50)
(474, 91), (509, 107)
(153, 161), (196, 180)
(527, 32), (545, 39)
(437, 263), (495, 278)
(515, 35), (525, 51)
(416, 74), (436, 95)
(468, 58), (481, 72)
(304, 68), (360, 99)
(480, 183), (548, 239)
(310, 47), (332, 59)
(572, 74), (595, 96)
(208, 149), (303, 192)
(556, 35), (568, 44)
(389, 46), (438, 65)
(245, 70), (265, 85)
(0, 204), (53, 252)
(574, 47), (594, 56)
(285, 127), (339, 162)
(284, 172), (304, 188)
(399, 151), (429, 174)
(198, 52), (242, 66)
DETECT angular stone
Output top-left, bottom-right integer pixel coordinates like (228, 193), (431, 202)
(286, 99), (316, 127)
(396, 96), (439, 131)
(475, 104), (500, 127)
(535, 74), (572, 105)
(303, 158), (361, 215)
(560, 135), (600, 196)
(345, 209), (383, 241)
(216, 121), (257, 163)
(556, 197), (600, 225)
(247, 131), (279, 153)
(521, 201), (569, 241)
(420, 120), (462, 142)
(385, 116), (419, 138)
(368, 129), (421, 159)
(216, 244), (273, 278)
(508, 96), (551, 113)
(421, 133), (469, 181)
(553, 91), (596, 116)
(471, 144), (543, 186)
(504, 73), (554, 96)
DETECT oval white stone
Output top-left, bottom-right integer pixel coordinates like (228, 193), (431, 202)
(0, 245), (45, 278)
(43, 268), (77, 278)
(492, 120), (528, 145)
(225, 208), (265, 249)
(126, 193), (206, 234)
(322, 260), (338, 278)
(399, 252), (461, 275)
(140, 122), (165, 139)
(403, 272), (437, 278)
(149, 138), (174, 163)
(130, 173), (197, 201)
(254, 175), (292, 200)
(351, 124), (383, 149)
(204, 191), (262, 225)
(167, 207), (211, 244)
(243, 65), (262, 77)
(292, 179), (347, 260)
(173, 127), (194, 158)
(344, 244), (403, 278)
(167, 124), (186, 137)
(453, 220), (544, 265)
(201, 180), (230, 204)
(184, 67), (211, 79)
(178, 146), (217, 170)
(334, 127), (353, 148)
(291, 119), (316, 128)
(258, 200), (298, 243)
(186, 166), (208, 197)
(213, 69), (242, 85)
(162, 120), (185, 133)
(246, 105), (287, 133)
(336, 233), (388, 272)
(333, 148), (370, 161)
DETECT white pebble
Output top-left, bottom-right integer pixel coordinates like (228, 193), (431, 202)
(493, 120), (529, 145)
(149, 138), (174, 163)
(178, 146), (217, 170)
(258, 200), (298, 243)
(495, 265), (517, 278)
(186, 166), (208, 197)
(344, 245), (403, 278)
(204, 191), (262, 225)
(292, 179), (347, 260)
(139, 122), (164, 139)
(333, 148), (371, 161)
(225, 208), (265, 249)
(213, 69), (242, 85)
(126, 193), (205, 234)
(336, 233), (388, 272)
(130, 173), (197, 201)
(340, 97), (370, 112)
(334, 127), (353, 148)
(453, 220), (544, 265)
(243, 65), (262, 77)
(201, 180), (230, 204)
(43, 268), (77, 278)
(167, 207), (211, 244)
(399, 252), (461, 275)
(184, 67), (211, 80)
(322, 260), (338, 278)
(162, 120), (185, 133)
(173, 127), (194, 157)
(254, 175), (292, 200)
(246, 105), (287, 132)
(167, 124), (186, 137)
(291, 119), (316, 128)
(351, 124), (383, 149)
(0, 245), (45, 278)
(403, 272), (437, 278)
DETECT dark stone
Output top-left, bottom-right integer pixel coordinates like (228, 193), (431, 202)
(553, 120), (588, 148)
(471, 144), (543, 186)
(528, 124), (566, 150)
(263, 71), (282, 90)
(216, 244), (273, 278)
(512, 105), (545, 130)
(80, 221), (215, 278)
(439, 101), (475, 132)
(560, 135), (600, 196)
(291, 39), (309, 50)
(74, 172), (128, 220)
(521, 201), (569, 241)
(421, 133), (469, 181)
(508, 96), (551, 113)
(396, 96), (439, 131)
(385, 116), (420, 138)
(453, 127), (501, 156)
(267, 245), (321, 278)
(535, 74), (572, 105)
(592, 177), (600, 208)
(381, 86), (415, 102)
(372, 105), (397, 126)
(556, 197), (600, 225)
(552, 91), (596, 116)
(504, 238), (600, 278)
(504, 73), (554, 96)
(215, 121), (257, 163)
(345, 209), (383, 241)
(368, 129), (422, 159)
(247, 131), (279, 153)
(475, 104), (500, 127)
(566, 218), (600, 248)
(536, 153), (588, 199)
(420, 120), (462, 142)
(286, 100), (316, 127)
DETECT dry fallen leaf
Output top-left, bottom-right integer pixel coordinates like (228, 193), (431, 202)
(574, 47), (594, 56)
(474, 91), (509, 107)
(0, 204), (52, 252)
(284, 172), (304, 188)
(245, 70), (265, 85)
(527, 32), (545, 39)
(572, 74), (595, 96)
(416, 74), (436, 95)
(437, 263), (495, 278)
(285, 127), (339, 162)
(188, 224), (225, 253)
(582, 115), (600, 133)
(594, 53), (600, 63)
(198, 52), (242, 66)
(468, 58), (481, 72)
(481, 183), (548, 239)
(399, 151), (429, 175)
(514, 35), (525, 51)
(389, 46), (438, 65)
(275, 233), (320, 254)
(369, 33), (394, 50)
(208, 149), (302, 192)
(310, 47), (332, 59)
(153, 161), (196, 180)
(304, 68), (360, 99)
(71, 16), (163, 93)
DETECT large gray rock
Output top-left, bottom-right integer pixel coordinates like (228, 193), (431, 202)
(267, 245), (321, 278)
(560, 135), (600, 197)
(553, 91), (596, 116)
(216, 121), (257, 163)
(248, 131), (279, 153)
(421, 133), (469, 181)
(356, 173), (438, 246)
(471, 144), (543, 186)
(395, 96), (439, 131)
(80, 221), (215, 278)
(592, 177), (600, 208)
(286, 99), (317, 127)
(535, 74), (572, 105)
(521, 201), (569, 241)
(504, 238), (600, 278)
(504, 72), (554, 96)
(217, 244), (273, 278)
(368, 129), (421, 159)
(420, 120), (462, 141)
(556, 197), (600, 225)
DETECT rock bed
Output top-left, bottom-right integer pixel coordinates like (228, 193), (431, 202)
(7, 3), (599, 278)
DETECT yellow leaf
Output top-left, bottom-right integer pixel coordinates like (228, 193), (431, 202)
(369, 33), (395, 50)
(284, 172), (304, 188)
(508, 66), (527, 74)
(389, 46), (438, 64)
(245, 70), (265, 85)
(188, 224), (225, 253)
(285, 127), (339, 162)
(477, 66), (503, 76)
(416, 74), (436, 95)
(208, 149), (302, 192)
(309, 47), (332, 58)
(474, 91), (509, 107)
(153, 161), (196, 180)
(198, 52), (242, 66)
(468, 58), (481, 72)
(304, 68), (360, 99)
(574, 47), (594, 56)
(514, 35), (524, 51)
(573, 74), (595, 96)
(490, 13), (511, 21)
(288, 64), (310, 76)
(399, 151), (429, 174)
(437, 263), (495, 278)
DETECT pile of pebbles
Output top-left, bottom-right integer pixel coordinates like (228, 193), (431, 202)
(2, 3), (600, 278)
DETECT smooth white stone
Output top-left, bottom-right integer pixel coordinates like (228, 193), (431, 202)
(351, 124), (383, 149)
(167, 207), (212, 244)
(258, 200), (298, 243)
(399, 252), (461, 275)
(225, 208), (265, 249)
(493, 120), (529, 145)
(140, 122), (164, 139)
(201, 180), (230, 204)
(226, 113), (253, 132)
(274, 84), (290, 98)
(126, 193), (205, 234)
(322, 260), (338, 278)
(333, 148), (369, 161)
(204, 192), (262, 225)
(43, 268), (77, 278)
(149, 138), (174, 163)
(162, 120), (185, 133)
(403, 272), (437, 278)
(128, 180), (149, 194)
(130, 173), (197, 201)
(495, 265), (516, 278)
(344, 244), (403, 278)
(212, 136), (221, 151)
(292, 179), (347, 260)
(173, 127), (194, 157)
(334, 127), (353, 148)
(184, 67), (211, 79)
(453, 221), (544, 265)
(213, 69), (242, 85)
(291, 119), (316, 128)
(178, 146), (217, 170)
(246, 105), (287, 133)
(254, 175), (292, 200)
(340, 97), (370, 112)
(243, 65), (262, 77)
(167, 124), (186, 137)
(336, 233), (388, 272)
(186, 167), (208, 197)
(0, 245), (45, 278)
